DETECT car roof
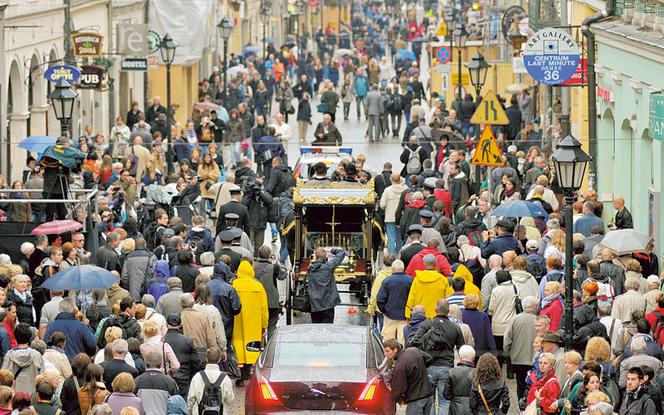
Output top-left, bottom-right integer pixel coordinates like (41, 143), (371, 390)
(274, 324), (369, 344)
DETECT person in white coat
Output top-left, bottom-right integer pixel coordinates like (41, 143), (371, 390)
(510, 256), (540, 301)
(380, 174), (408, 254)
(611, 278), (648, 323)
(488, 270), (517, 367)
(187, 347), (234, 415)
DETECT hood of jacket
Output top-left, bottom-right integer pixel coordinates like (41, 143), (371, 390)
(7, 347), (39, 368)
(407, 199), (427, 209)
(574, 303), (598, 327)
(459, 217), (484, 231)
(409, 311), (427, 325)
(274, 164), (290, 175)
(237, 260), (255, 279)
(155, 260), (171, 278)
(511, 269), (535, 284)
(213, 262), (234, 283)
(414, 269), (444, 283)
(453, 264), (473, 282)
(387, 183), (407, 197)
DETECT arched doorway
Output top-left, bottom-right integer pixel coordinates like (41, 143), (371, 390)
(7, 60), (27, 181)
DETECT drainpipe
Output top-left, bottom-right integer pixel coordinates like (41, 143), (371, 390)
(581, 0), (614, 191)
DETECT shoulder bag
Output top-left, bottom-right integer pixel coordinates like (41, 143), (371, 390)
(477, 383), (494, 415)
(524, 377), (557, 415)
(512, 284), (523, 314)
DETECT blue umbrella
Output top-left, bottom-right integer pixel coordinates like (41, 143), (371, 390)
(18, 135), (56, 154)
(40, 265), (118, 291)
(491, 200), (549, 219)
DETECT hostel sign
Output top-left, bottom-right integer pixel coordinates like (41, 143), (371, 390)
(649, 93), (664, 141)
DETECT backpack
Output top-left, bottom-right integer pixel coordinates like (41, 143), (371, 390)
(459, 251), (485, 285)
(198, 371), (226, 415)
(187, 233), (205, 254)
(106, 316), (130, 340)
(595, 279), (615, 306)
(391, 94), (402, 112)
(526, 254), (545, 278)
(418, 317), (450, 352)
(406, 146), (422, 175)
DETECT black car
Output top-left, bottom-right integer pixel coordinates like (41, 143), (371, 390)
(244, 324), (396, 414)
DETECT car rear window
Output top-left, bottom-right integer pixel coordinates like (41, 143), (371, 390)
(274, 342), (366, 368)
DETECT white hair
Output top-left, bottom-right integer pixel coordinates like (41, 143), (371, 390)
(391, 260), (405, 272)
(459, 345), (476, 362)
(522, 296), (539, 311)
(631, 336), (647, 354)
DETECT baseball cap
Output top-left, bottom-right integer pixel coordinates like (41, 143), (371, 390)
(526, 240), (539, 251)
(647, 275), (661, 285)
(423, 254), (437, 264)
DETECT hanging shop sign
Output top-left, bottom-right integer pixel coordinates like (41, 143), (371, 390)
(43, 65), (81, 83)
(121, 58), (148, 71)
(78, 65), (105, 89)
(523, 27), (579, 85)
(71, 31), (104, 58)
(501, 6), (528, 45)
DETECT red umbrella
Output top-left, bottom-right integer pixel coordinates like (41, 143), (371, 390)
(31, 219), (83, 235)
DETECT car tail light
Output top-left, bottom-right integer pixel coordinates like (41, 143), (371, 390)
(258, 376), (280, 402)
(357, 377), (380, 402)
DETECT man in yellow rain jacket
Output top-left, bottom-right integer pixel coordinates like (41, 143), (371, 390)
(406, 254), (450, 319)
(445, 264), (483, 310)
(232, 260), (268, 385)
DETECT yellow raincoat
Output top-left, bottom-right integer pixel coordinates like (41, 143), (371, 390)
(446, 264), (483, 310)
(406, 269), (450, 319)
(232, 261), (269, 365)
(367, 267), (394, 316)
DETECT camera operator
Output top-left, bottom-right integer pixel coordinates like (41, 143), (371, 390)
(241, 178), (273, 255)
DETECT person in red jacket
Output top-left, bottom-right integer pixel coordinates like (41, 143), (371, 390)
(539, 281), (564, 331)
(645, 292), (664, 333)
(527, 352), (561, 415)
(405, 240), (452, 278)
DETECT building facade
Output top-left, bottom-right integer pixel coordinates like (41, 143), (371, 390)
(593, 3), (664, 251)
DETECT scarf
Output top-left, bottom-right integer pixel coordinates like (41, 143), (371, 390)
(13, 289), (28, 302)
(505, 186), (516, 197)
(541, 293), (561, 309)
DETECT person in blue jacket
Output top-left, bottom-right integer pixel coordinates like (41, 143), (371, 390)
(480, 220), (522, 258)
(353, 68), (369, 120)
(43, 297), (96, 359)
(376, 259), (413, 344)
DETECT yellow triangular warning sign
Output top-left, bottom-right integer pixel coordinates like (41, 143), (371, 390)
(471, 126), (505, 167)
(470, 90), (510, 125)
(436, 20), (447, 37)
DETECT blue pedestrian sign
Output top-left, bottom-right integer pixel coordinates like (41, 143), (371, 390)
(43, 65), (81, 84)
(523, 28), (579, 85)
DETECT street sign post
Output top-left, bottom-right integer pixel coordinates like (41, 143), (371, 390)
(470, 90), (510, 125)
(523, 27), (580, 85)
(471, 126), (504, 167)
(433, 46), (451, 64)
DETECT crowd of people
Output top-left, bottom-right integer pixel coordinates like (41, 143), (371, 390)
(0, 1), (658, 415)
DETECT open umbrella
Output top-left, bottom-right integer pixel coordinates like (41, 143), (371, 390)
(243, 45), (260, 55)
(334, 48), (354, 56)
(31, 219), (83, 235)
(491, 200), (549, 219)
(280, 41), (296, 49)
(227, 65), (248, 79)
(40, 265), (118, 291)
(505, 83), (530, 95)
(18, 136), (57, 154)
(598, 229), (652, 256)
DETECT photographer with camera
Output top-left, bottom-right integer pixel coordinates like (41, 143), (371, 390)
(255, 126), (286, 181)
(241, 178), (274, 256)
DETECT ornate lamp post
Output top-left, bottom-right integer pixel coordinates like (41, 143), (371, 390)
(49, 79), (77, 138)
(453, 24), (469, 104)
(218, 17), (234, 106)
(551, 135), (592, 350)
(159, 33), (177, 176)
(259, 3), (270, 78)
(467, 51), (491, 191)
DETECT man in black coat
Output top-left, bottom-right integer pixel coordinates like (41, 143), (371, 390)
(374, 162), (393, 200)
(242, 180), (273, 255)
(163, 314), (203, 397)
(210, 110), (225, 144)
(100, 338), (139, 391)
(213, 231), (243, 272)
(145, 97), (166, 124)
(307, 248), (346, 323)
(400, 137), (429, 178)
(96, 231), (121, 273)
(505, 95), (523, 142)
(448, 163), (471, 213)
(384, 338), (433, 413)
(216, 187), (250, 235)
(265, 157), (295, 198)
(399, 225), (426, 269)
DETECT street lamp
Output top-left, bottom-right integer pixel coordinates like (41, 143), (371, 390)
(159, 33), (177, 176)
(443, 7), (455, 60)
(290, 1), (303, 62)
(218, 17), (234, 106)
(453, 24), (468, 105)
(49, 79), (77, 138)
(467, 51), (491, 191)
(259, 3), (270, 78)
(551, 135), (592, 350)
